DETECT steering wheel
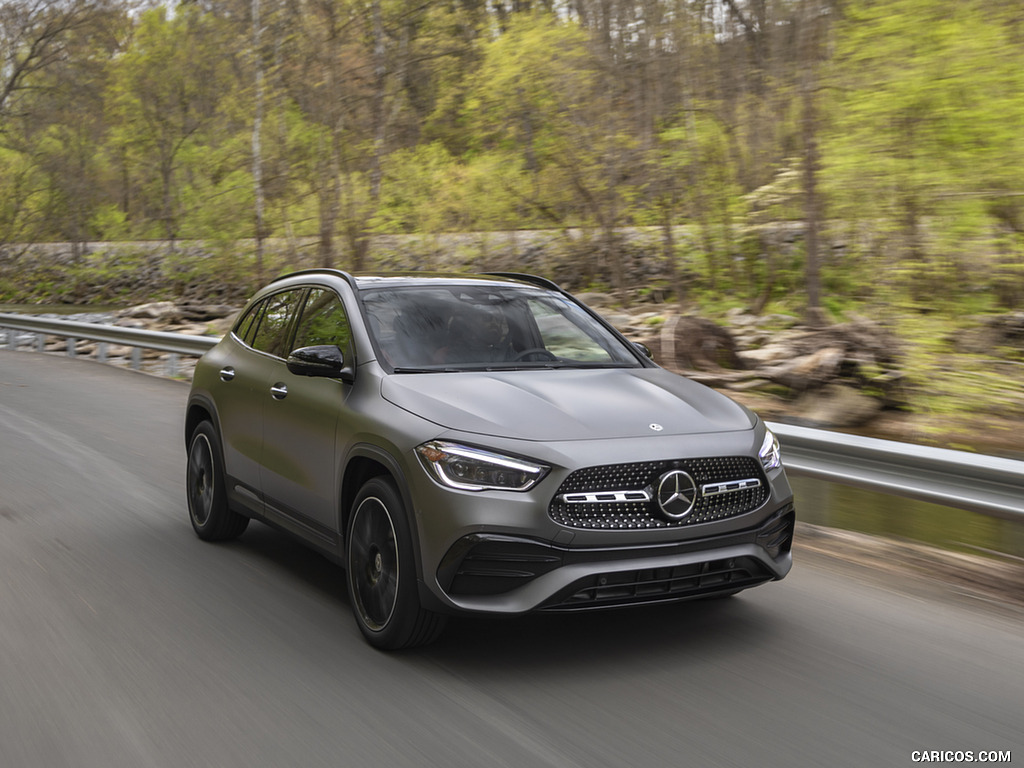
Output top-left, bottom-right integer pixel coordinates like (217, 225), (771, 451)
(512, 347), (558, 362)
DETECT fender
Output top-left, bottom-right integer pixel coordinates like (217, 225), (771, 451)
(184, 391), (222, 448)
(342, 442), (447, 611)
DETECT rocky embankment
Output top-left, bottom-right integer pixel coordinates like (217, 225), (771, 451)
(590, 297), (908, 429)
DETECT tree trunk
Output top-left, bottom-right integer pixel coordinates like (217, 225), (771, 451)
(252, 0), (267, 281)
(661, 207), (689, 313)
(800, 0), (826, 327)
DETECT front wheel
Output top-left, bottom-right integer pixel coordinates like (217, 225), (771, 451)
(186, 421), (249, 541)
(346, 477), (445, 650)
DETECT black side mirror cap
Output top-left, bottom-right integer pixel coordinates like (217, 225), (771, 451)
(287, 345), (355, 383)
(632, 341), (654, 360)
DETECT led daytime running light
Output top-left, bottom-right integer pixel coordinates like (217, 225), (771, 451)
(416, 441), (549, 492)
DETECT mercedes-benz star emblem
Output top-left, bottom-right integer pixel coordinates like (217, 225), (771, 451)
(656, 470), (699, 519)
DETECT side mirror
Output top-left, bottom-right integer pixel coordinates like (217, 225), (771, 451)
(632, 341), (654, 360)
(287, 345), (354, 383)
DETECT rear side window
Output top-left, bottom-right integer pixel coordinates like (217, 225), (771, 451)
(234, 301), (264, 346)
(250, 289), (305, 358)
(292, 288), (353, 357)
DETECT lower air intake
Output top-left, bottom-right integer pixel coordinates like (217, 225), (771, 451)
(543, 556), (772, 611)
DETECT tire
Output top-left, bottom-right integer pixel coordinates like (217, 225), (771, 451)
(186, 421), (249, 541)
(346, 477), (446, 650)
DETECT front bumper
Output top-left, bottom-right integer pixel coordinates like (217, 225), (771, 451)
(405, 426), (795, 616)
(429, 505), (794, 614)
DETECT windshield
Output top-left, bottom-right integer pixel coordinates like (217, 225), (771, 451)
(359, 283), (642, 372)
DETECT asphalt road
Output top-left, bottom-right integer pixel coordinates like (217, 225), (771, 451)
(1, 351), (1021, 768)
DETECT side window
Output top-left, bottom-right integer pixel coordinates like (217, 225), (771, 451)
(233, 300), (265, 347)
(251, 289), (305, 358)
(292, 288), (352, 357)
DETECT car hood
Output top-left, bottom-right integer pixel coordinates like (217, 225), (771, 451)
(380, 368), (756, 441)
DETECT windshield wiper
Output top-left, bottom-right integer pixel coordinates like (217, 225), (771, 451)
(392, 366), (461, 373)
(523, 362), (634, 369)
(478, 361), (635, 371)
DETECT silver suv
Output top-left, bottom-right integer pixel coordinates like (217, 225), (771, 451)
(185, 271), (794, 649)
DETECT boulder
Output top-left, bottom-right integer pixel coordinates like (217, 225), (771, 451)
(118, 301), (178, 320)
(661, 316), (744, 371)
(791, 384), (885, 428)
(173, 303), (239, 322)
(737, 343), (796, 367)
(952, 313), (1024, 354)
(761, 346), (845, 391)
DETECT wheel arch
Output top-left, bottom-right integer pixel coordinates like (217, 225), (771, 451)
(341, 444), (423, 574)
(185, 394), (219, 449)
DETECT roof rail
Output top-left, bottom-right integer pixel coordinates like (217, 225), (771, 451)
(483, 272), (562, 292)
(269, 268), (356, 288)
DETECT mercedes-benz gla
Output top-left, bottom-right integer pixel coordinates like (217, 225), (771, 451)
(185, 271), (794, 649)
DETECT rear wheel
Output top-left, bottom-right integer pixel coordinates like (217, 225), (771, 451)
(186, 421), (249, 541)
(346, 477), (445, 650)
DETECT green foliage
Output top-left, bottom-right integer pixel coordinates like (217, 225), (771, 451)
(464, 13), (594, 158)
(0, 0), (1021, 319)
(372, 143), (462, 233)
(103, 6), (240, 240)
(464, 10), (642, 247)
(823, 0), (1024, 300)
(0, 147), (47, 243)
(89, 204), (131, 241)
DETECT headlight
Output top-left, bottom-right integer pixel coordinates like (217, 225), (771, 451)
(416, 441), (550, 492)
(759, 429), (782, 471)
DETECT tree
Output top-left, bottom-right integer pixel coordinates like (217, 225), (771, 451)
(824, 0), (1024, 300)
(251, 0), (268, 277)
(0, 0), (110, 120)
(796, 0), (833, 325)
(0, 0), (122, 245)
(465, 11), (640, 293)
(104, 6), (239, 241)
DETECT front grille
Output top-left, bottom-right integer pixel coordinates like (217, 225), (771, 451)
(549, 456), (769, 530)
(543, 557), (772, 611)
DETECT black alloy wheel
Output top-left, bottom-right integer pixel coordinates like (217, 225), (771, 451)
(186, 421), (249, 541)
(346, 477), (445, 650)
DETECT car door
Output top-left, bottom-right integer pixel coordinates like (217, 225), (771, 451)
(259, 287), (354, 538)
(213, 289), (305, 512)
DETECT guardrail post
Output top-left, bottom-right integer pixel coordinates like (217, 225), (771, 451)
(167, 353), (179, 377)
(131, 347), (142, 370)
(97, 342), (108, 363)
(35, 333), (44, 351)
(67, 337), (77, 358)
(5, 329), (14, 351)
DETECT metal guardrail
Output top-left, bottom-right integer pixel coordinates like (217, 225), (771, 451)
(2, 311), (1023, 521)
(0, 311), (217, 374)
(769, 423), (1024, 521)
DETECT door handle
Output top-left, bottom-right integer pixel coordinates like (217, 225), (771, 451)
(270, 383), (288, 400)
(219, 366), (236, 382)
